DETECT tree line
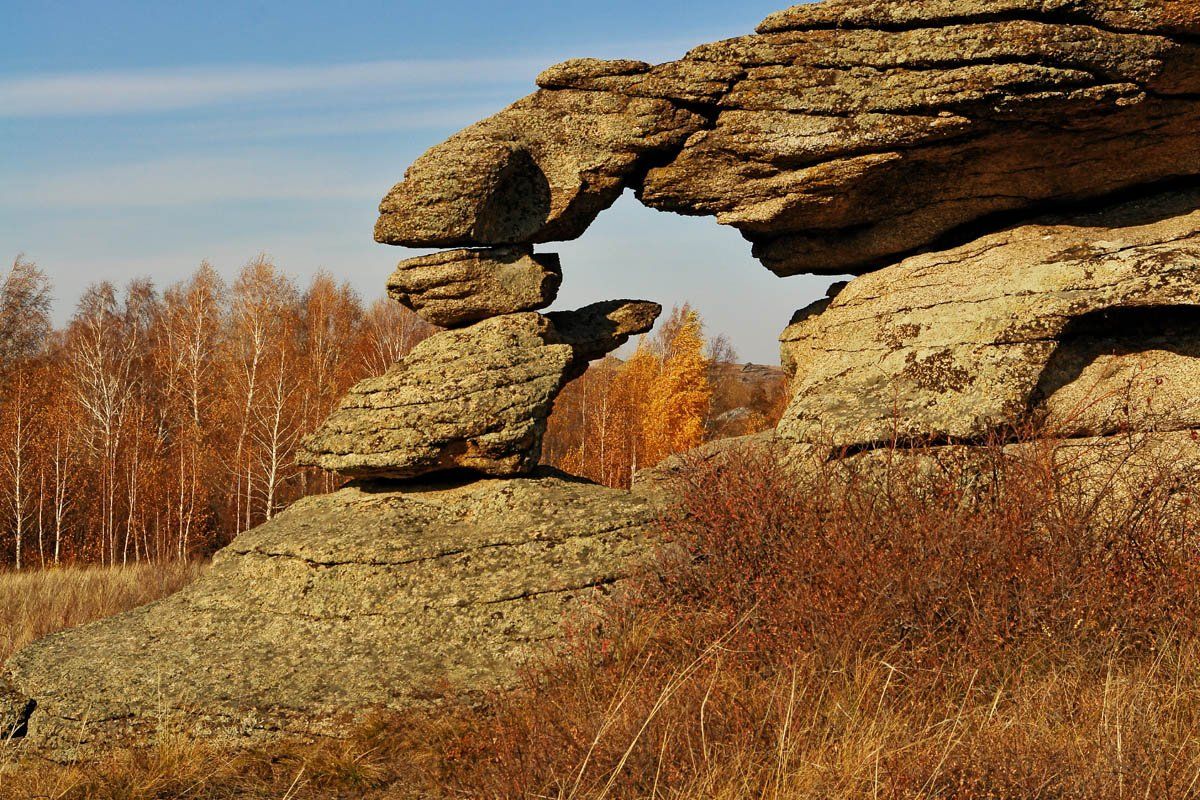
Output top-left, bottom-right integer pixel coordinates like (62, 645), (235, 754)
(0, 256), (783, 569)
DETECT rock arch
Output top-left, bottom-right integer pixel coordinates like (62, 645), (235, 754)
(6, 0), (1200, 755)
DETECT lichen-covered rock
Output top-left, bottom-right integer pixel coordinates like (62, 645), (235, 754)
(387, 247), (562, 327)
(777, 189), (1200, 451)
(298, 301), (660, 479)
(4, 471), (660, 754)
(374, 0), (1200, 276)
(0, 680), (32, 741)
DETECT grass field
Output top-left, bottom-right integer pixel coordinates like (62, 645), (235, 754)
(0, 562), (203, 664)
(4, 442), (1200, 798)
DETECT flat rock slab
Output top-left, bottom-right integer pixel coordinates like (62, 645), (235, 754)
(375, 0), (1200, 276)
(298, 300), (660, 480)
(778, 188), (1200, 451)
(387, 247), (562, 328)
(2, 472), (660, 755)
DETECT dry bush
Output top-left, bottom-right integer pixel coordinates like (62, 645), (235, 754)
(421, 439), (1200, 798)
(0, 562), (203, 662)
(8, 440), (1200, 799)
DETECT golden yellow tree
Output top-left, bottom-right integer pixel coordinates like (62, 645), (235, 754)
(642, 309), (712, 468)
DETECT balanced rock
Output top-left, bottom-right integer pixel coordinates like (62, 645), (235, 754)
(387, 247), (562, 327)
(298, 300), (661, 479)
(374, 88), (708, 248)
(3, 472), (660, 754)
(778, 188), (1200, 451)
(374, 0), (1200, 275)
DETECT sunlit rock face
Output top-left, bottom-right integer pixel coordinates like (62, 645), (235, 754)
(297, 300), (660, 480)
(375, 0), (1200, 276)
(3, 473), (660, 755)
(778, 189), (1200, 451)
(9, 0), (1200, 756)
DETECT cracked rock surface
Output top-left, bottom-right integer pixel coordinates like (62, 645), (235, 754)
(3, 471), (660, 755)
(778, 188), (1200, 451)
(375, 0), (1200, 276)
(298, 300), (661, 480)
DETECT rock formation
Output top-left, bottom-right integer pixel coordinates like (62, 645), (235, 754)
(778, 189), (1200, 450)
(386, 247), (562, 327)
(376, 0), (1200, 275)
(6, 0), (1200, 755)
(4, 473), (659, 753)
(298, 301), (660, 479)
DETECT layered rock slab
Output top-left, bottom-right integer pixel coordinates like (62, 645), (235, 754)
(387, 247), (563, 328)
(759, 0), (1200, 35)
(778, 188), (1200, 451)
(298, 300), (661, 479)
(3, 472), (660, 754)
(374, 0), (1200, 276)
(374, 89), (708, 248)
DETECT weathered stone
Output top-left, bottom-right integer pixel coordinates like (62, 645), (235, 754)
(3, 472), (660, 754)
(298, 301), (661, 479)
(374, 0), (1200, 276)
(374, 90), (707, 248)
(387, 247), (562, 327)
(777, 188), (1200, 451)
(536, 58), (652, 88)
(759, 0), (1200, 36)
(0, 680), (32, 741)
(642, 14), (1200, 275)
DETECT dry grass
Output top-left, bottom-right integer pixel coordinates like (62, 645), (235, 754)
(7, 440), (1200, 798)
(0, 562), (203, 663)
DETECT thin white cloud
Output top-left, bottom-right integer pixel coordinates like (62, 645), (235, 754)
(180, 105), (505, 141)
(0, 31), (729, 120)
(4, 153), (381, 208)
(0, 58), (545, 118)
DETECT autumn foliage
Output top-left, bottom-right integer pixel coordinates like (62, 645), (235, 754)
(0, 255), (435, 568)
(544, 305), (778, 488)
(0, 258), (782, 569)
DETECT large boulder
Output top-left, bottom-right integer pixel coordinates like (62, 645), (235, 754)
(3, 471), (660, 755)
(387, 247), (563, 328)
(374, 0), (1200, 276)
(778, 188), (1200, 451)
(298, 301), (661, 480)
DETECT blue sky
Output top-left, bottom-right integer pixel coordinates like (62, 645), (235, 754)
(1, 0), (835, 363)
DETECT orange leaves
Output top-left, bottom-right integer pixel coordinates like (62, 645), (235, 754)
(0, 256), (434, 568)
(543, 305), (715, 488)
(642, 308), (711, 466)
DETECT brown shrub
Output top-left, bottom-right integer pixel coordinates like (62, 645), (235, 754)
(425, 439), (1200, 798)
(8, 440), (1200, 799)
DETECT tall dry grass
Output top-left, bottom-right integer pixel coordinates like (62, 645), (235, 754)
(6, 439), (1200, 798)
(0, 562), (203, 663)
